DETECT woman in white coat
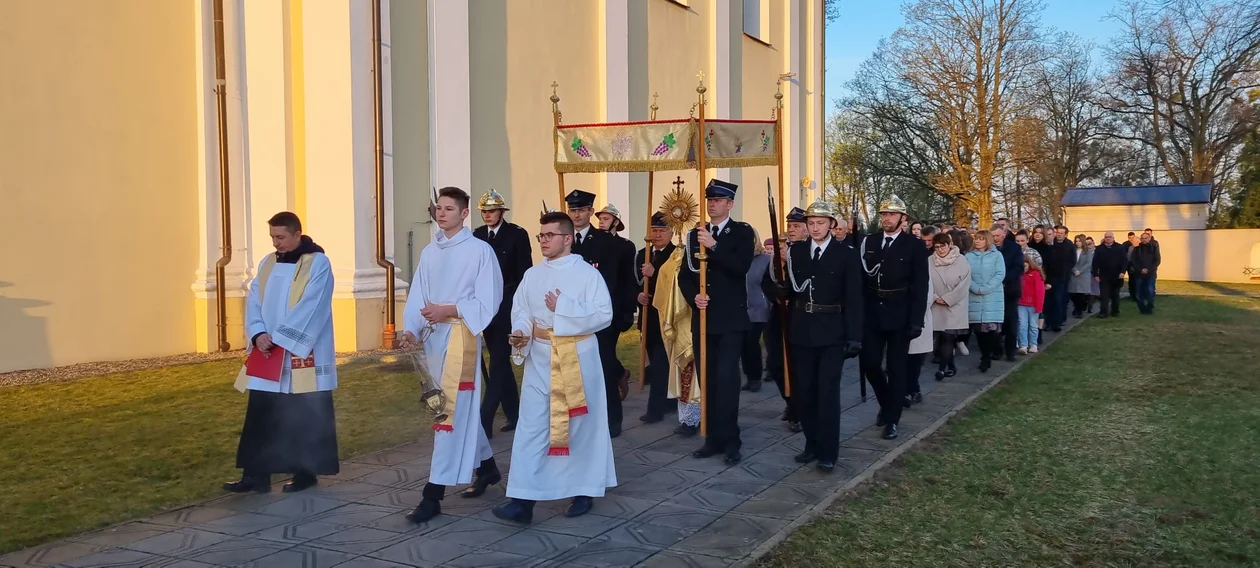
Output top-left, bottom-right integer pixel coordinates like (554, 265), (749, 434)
(929, 232), (971, 380)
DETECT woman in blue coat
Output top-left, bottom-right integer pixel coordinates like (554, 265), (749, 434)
(965, 230), (1006, 372)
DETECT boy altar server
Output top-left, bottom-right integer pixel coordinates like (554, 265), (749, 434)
(492, 212), (617, 523)
(400, 187), (504, 523)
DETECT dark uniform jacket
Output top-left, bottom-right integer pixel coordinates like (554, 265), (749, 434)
(634, 242), (677, 342)
(859, 232), (929, 332)
(770, 238), (864, 347)
(473, 222), (533, 329)
(572, 227), (636, 333)
(679, 219), (755, 334)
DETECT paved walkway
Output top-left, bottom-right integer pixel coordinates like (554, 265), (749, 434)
(2, 321), (1081, 568)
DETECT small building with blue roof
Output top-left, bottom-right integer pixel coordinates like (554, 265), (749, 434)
(1061, 183), (1211, 232)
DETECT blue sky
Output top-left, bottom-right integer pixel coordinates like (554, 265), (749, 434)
(824, 0), (1126, 109)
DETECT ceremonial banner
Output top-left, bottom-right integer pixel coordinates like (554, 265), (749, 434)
(555, 119), (694, 173)
(702, 119), (778, 168)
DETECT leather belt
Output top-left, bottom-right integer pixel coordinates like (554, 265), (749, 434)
(800, 302), (844, 314)
(867, 287), (907, 298)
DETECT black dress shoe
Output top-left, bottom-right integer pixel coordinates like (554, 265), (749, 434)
(499, 420), (517, 432)
(817, 460), (835, 472)
(724, 450), (742, 465)
(406, 499), (440, 523)
(674, 424), (698, 437)
(944, 366), (957, 378)
(460, 469), (502, 498)
(692, 445), (721, 459)
(223, 476), (271, 493)
(282, 474), (317, 493)
(609, 424), (622, 438)
(935, 369), (946, 381)
(491, 500), (533, 524)
(787, 421), (802, 433)
(744, 381), (762, 393)
(910, 392), (923, 404)
(794, 451), (817, 464)
(1005, 355), (1017, 362)
(639, 413), (664, 424)
(565, 496), (594, 517)
(882, 424), (899, 440)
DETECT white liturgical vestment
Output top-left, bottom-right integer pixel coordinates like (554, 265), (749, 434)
(244, 253), (337, 393)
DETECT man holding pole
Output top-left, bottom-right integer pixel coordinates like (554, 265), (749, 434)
(635, 212), (677, 423)
(678, 179), (755, 465)
(763, 206), (806, 433)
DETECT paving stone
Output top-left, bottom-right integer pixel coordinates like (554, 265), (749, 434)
(615, 468), (709, 501)
(328, 461), (389, 482)
(346, 449), (423, 467)
(147, 507), (237, 529)
(590, 494), (662, 518)
(61, 547), (162, 568)
(730, 495), (814, 520)
(304, 527), (410, 555)
(253, 495), (348, 519)
(633, 503), (721, 532)
(329, 556), (413, 568)
(369, 536), (473, 567)
(633, 549), (733, 567)
(308, 481), (388, 502)
(121, 527), (232, 556)
(0, 541), (103, 567)
(178, 536), (290, 565)
(666, 486), (748, 514)
(700, 478), (773, 499)
(444, 549), (540, 567)
(240, 545), (358, 568)
(672, 513), (787, 559)
(306, 504), (397, 529)
(355, 465), (430, 488)
(353, 487), (426, 509)
(145, 559), (220, 568)
(548, 535), (658, 567)
(424, 517), (522, 548)
(360, 509), (459, 535)
(534, 513), (626, 538)
(248, 519), (343, 545)
(613, 448), (687, 467)
(485, 530), (588, 562)
(71, 522), (172, 547)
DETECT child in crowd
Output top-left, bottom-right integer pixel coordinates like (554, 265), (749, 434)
(1017, 255), (1046, 354)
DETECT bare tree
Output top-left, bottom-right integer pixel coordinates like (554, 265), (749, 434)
(1099, 0), (1260, 207)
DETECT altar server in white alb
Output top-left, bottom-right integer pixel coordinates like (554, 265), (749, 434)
(400, 187), (505, 524)
(225, 212), (339, 494)
(491, 212), (617, 523)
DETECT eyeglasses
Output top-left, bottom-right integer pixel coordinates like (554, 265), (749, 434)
(535, 232), (571, 242)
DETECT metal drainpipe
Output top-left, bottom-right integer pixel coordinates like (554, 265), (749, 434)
(212, 0), (232, 352)
(372, 0), (398, 349)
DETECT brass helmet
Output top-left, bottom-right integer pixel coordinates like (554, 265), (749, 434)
(803, 199), (837, 221)
(478, 189), (509, 211)
(878, 194), (908, 215)
(597, 203), (626, 233)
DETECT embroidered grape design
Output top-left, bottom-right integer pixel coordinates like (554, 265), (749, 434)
(651, 133), (677, 156)
(570, 137), (592, 158)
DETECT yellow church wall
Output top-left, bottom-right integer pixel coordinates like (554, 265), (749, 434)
(0, 1), (199, 373)
(740, 22), (785, 237)
(389, 0), (432, 281)
(469, 0), (601, 258)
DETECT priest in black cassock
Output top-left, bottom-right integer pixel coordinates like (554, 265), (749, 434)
(567, 189), (636, 438)
(226, 211), (339, 494)
(473, 189), (533, 437)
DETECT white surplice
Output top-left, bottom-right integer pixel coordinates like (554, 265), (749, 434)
(244, 253), (337, 392)
(404, 227), (503, 487)
(507, 254), (618, 501)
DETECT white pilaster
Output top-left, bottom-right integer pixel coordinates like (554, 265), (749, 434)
(301, 0), (384, 298)
(782, 0), (804, 209)
(381, 0), (398, 264)
(813, 0), (825, 203)
(600, 0), (632, 231)
(242, 0), (290, 269)
(427, 0), (472, 220)
(709, 0), (733, 186)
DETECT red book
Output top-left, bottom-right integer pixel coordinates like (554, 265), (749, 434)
(244, 347), (285, 382)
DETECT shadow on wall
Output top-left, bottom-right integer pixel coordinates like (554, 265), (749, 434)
(0, 281), (53, 373)
(470, 1), (512, 227)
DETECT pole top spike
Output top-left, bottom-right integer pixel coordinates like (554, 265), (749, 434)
(651, 92), (659, 111)
(696, 71), (707, 95)
(550, 81), (560, 104)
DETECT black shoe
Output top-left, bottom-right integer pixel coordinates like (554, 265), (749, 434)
(903, 395), (913, 408)
(794, 451), (816, 464)
(406, 499), (441, 523)
(910, 392), (923, 404)
(724, 450), (743, 465)
(780, 409), (790, 421)
(639, 413), (664, 424)
(460, 469), (502, 498)
(609, 424), (622, 439)
(674, 424), (698, 437)
(876, 415), (886, 427)
(565, 496), (594, 518)
(1005, 355), (1017, 362)
(979, 359), (991, 373)
(499, 420), (517, 433)
(817, 460), (835, 472)
(223, 476), (270, 493)
(787, 421), (802, 433)
(1073, 311), (1082, 319)
(282, 474), (317, 493)
(491, 500), (533, 524)
(944, 366), (957, 378)
(692, 444), (721, 459)
(744, 381), (762, 393)
(1050, 326), (1063, 332)
(882, 424), (899, 440)
(1097, 313), (1108, 319)
(935, 369), (946, 381)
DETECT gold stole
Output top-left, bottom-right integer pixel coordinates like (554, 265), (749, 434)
(432, 313), (478, 432)
(532, 325), (591, 456)
(233, 253), (319, 393)
(652, 248), (700, 404)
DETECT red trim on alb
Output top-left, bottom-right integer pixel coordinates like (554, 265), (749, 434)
(547, 447), (570, 456)
(433, 424), (454, 432)
(569, 406), (588, 418)
(458, 381), (475, 391)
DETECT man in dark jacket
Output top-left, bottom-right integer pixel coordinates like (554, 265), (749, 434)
(1123, 232), (1140, 300)
(1091, 231), (1127, 318)
(1131, 232), (1161, 314)
(764, 207), (806, 433)
(1044, 225), (1076, 331)
(993, 225), (1023, 360)
(634, 212), (677, 424)
(473, 190), (533, 437)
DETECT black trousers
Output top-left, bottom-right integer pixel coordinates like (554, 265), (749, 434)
(860, 328), (911, 426)
(906, 352), (925, 395)
(480, 319), (519, 435)
(596, 329), (624, 432)
(644, 327), (671, 417)
(1099, 276), (1122, 315)
(421, 457), (498, 502)
(1070, 293), (1089, 315)
(792, 344), (847, 462)
(237, 390), (339, 476)
(695, 331), (745, 453)
(934, 331), (956, 371)
(740, 322), (766, 385)
(977, 331), (1000, 364)
(1127, 271), (1138, 300)
(763, 313), (796, 420)
(1002, 290), (1020, 357)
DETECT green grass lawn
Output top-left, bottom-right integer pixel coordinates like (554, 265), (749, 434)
(763, 294), (1260, 566)
(1154, 279), (1260, 296)
(0, 331), (645, 554)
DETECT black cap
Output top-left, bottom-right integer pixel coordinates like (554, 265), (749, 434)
(704, 179), (738, 199)
(565, 189), (596, 209)
(650, 212), (668, 228)
(786, 207), (806, 223)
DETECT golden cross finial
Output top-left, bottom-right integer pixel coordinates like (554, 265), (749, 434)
(650, 92), (659, 120)
(550, 81), (560, 104)
(672, 176), (686, 190)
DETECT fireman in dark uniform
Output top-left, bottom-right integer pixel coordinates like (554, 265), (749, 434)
(763, 207), (807, 432)
(634, 212), (677, 423)
(858, 195), (929, 440)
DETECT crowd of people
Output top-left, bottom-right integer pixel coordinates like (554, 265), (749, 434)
(220, 183), (1163, 527)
